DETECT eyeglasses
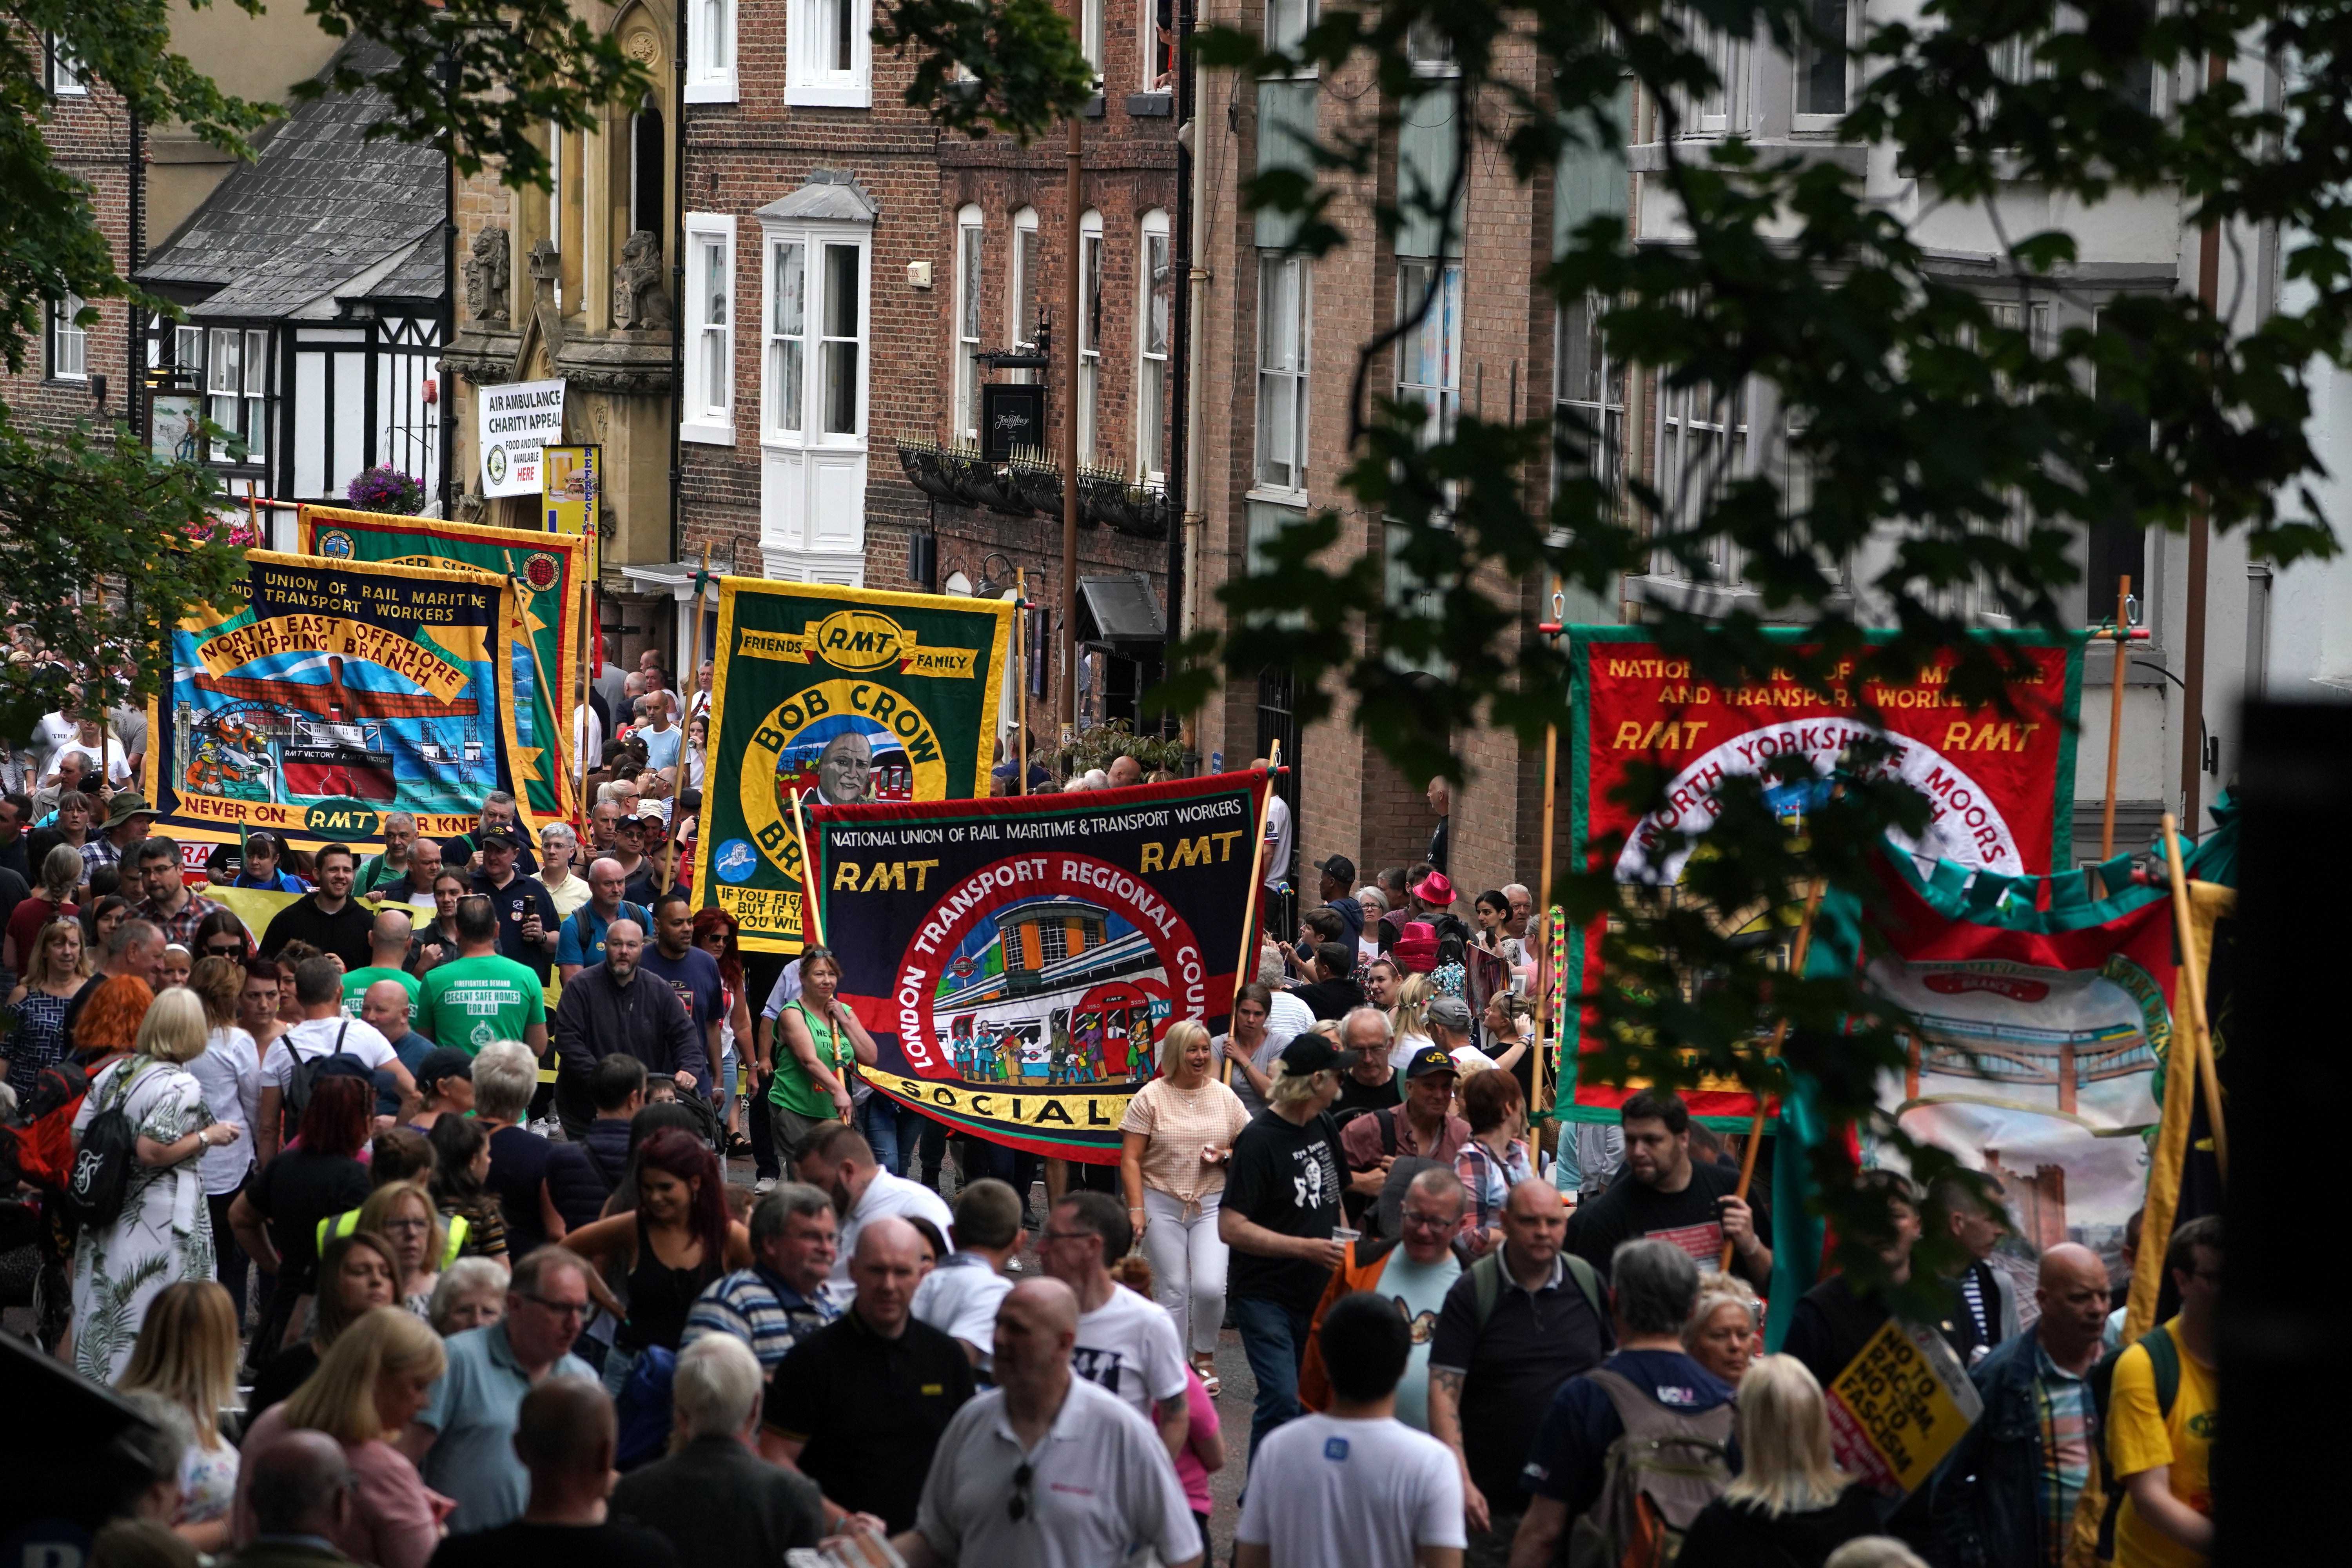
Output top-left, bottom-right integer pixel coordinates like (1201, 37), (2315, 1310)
(1400, 1209), (1456, 1230)
(520, 1292), (588, 1321)
(1007, 1461), (1034, 1522)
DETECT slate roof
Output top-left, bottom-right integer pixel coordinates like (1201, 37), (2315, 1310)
(140, 40), (446, 322)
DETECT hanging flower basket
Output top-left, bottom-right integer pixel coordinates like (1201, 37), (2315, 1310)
(345, 464), (426, 515)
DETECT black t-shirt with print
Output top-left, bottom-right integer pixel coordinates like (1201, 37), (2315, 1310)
(1564, 1156), (1770, 1286)
(1223, 1107), (1348, 1313)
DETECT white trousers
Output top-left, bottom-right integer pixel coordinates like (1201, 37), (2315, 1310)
(1142, 1185), (1227, 1356)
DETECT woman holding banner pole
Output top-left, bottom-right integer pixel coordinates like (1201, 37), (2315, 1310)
(763, 945), (876, 1176)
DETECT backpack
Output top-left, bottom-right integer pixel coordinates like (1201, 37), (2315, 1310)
(1564, 1367), (1737, 1568)
(284, 1022), (354, 1122)
(2088, 1323), (2182, 1558)
(1467, 1245), (1607, 1332)
(60, 1057), (162, 1230)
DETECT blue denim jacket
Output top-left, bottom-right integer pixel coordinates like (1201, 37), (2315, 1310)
(1928, 1330), (2094, 1568)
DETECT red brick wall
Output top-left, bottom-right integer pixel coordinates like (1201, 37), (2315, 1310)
(0, 72), (133, 436)
(679, 0), (1181, 718)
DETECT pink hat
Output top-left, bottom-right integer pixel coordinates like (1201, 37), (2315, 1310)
(1411, 870), (1457, 906)
(1393, 921), (1439, 973)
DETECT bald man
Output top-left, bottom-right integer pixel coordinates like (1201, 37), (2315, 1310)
(881, 1277), (1201, 1568)
(359, 976), (434, 1119)
(1927, 1242), (2114, 1568)
(424, 1376), (682, 1568)
(240, 1429), (356, 1568)
(761, 1218), (976, 1536)
(341, 908), (420, 1020)
(815, 730), (873, 806)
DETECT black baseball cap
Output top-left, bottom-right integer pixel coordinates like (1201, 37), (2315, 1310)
(1315, 854), (1357, 886)
(1277, 1034), (1339, 1077)
(477, 828), (517, 851)
(416, 1047), (474, 1089)
(1404, 1044), (1457, 1080)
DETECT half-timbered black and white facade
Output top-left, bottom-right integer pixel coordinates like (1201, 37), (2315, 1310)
(139, 42), (446, 526)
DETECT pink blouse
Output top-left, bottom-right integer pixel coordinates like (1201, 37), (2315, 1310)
(235, 1404), (451, 1568)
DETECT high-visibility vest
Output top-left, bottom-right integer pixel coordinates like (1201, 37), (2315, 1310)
(316, 1205), (470, 1271)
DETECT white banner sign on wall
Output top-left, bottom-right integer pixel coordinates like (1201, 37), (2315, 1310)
(477, 379), (567, 497)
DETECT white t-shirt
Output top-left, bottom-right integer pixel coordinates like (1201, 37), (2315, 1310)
(573, 704), (603, 772)
(261, 1016), (399, 1092)
(1263, 794), (1294, 889)
(913, 1252), (1015, 1374)
(31, 711), (78, 772)
(186, 1026), (262, 1196)
(1267, 988), (1315, 1047)
(831, 1168), (957, 1301)
(1072, 1283), (1187, 1423)
(1236, 1413), (1466, 1567)
(54, 737), (130, 786)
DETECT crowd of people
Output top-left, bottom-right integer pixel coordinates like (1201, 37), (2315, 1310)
(0, 660), (2219, 1568)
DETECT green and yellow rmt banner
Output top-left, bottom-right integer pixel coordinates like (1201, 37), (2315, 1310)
(695, 579), (1015, 953)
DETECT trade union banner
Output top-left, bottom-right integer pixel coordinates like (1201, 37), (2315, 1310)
(1835, 849), (2189, 1339)
(146, 551), (529, 858)
(695, 579), (1016, 953)
(1559, 627), (2086, 1125)
(298, 505), (586, 822)
(810, 773), (1270, 1162)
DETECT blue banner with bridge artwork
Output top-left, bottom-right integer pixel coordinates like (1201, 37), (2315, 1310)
(144, 550), (528, 869)
(811, 771), (1270, 1163)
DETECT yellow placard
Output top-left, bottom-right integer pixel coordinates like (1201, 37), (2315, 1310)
(1825, 1316), (1983, 1496)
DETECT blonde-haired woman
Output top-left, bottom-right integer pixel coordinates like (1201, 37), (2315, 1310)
(4, 914), (90, 1097)
(1678, 1354), (1878, 1566)
(234, 1307), (452, 1568)
(1119, 1018), (1250, 1392)
(1684, 1272), (1763, 1388)
(184, 955), (263, 1319)
(116, 1283), (242, 1550)
(357, 1180), (446, 1318)
(71, 987), (242, 1381)
(1391, 972), (1433, 1054)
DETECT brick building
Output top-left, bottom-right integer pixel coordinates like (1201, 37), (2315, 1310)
(675, 0), (1183, 733)
(1181, 2), (1606, 902)
(2, 38), (135, 443)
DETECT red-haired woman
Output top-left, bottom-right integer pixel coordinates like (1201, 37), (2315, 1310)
(562, 1126), (750, 1394)
(228, 1073), (374, 1358)
(691, 906), (757, 1155)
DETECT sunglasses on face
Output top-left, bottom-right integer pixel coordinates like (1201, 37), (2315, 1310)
(204, 943), (243, 957)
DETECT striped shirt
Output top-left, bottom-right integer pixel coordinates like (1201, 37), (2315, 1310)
(2033, 1343), (2094, 1568)
(684, 1266), (840, 1370)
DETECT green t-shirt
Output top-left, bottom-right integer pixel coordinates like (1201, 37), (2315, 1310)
(769, 998), (855, 1119)
(341, 965), (421, 1027)
(419, 953), (548, 1054)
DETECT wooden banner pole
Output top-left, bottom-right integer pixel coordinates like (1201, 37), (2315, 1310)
(1221, 740), (1281, 1083)
(2160, 812), (2229, 1185)
(685, 543), (711, 733)
(790, 784), (826, 949)
(580, 574), (597, 829)
(1719, 871), (1827, 1272)
(2101, 574), (2132, 860)
(1536, 594), (1564, 1118)
(1016, 568), (1029, 796)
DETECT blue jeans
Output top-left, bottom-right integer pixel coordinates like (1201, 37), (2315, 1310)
(860, 1096), (927, 1178)
(1231, 1294), (1313, 1463)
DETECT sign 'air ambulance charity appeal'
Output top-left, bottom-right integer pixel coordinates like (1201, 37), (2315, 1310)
(1561, 626), (2085, 1125)
(477, 379), (566, 497)
(695, 579), (1017, 953)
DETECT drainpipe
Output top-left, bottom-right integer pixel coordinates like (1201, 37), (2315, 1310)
(1164, 0), (1197, 751)
(669, 10), (688, 568)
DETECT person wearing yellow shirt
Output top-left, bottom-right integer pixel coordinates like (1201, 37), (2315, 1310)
(2109, 1215), (2220, 1568)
